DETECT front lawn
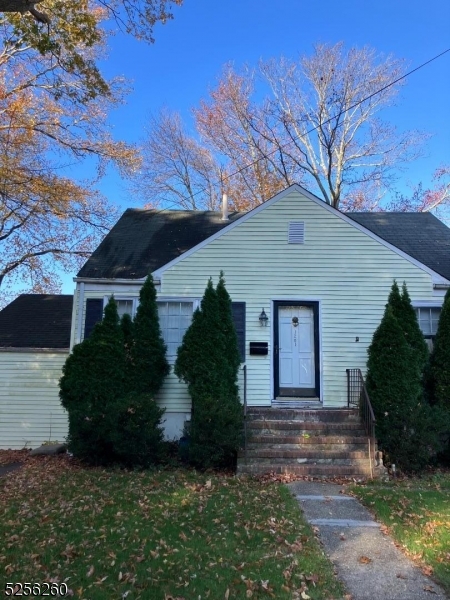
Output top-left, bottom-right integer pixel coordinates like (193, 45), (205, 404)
(351, 472), (450, 594)
(0, 457), (345, 599)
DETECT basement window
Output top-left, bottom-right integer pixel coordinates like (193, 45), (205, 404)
(288, 221), (305, 244)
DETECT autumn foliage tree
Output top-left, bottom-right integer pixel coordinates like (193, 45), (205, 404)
(0, 0), (182, 40)
(0, 0), (183, 306)
(135, 43), (425, 212)
(0, 6), (127, 306)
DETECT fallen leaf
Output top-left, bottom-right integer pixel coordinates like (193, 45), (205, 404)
(87, 565), (94, 577)
(423, 586), (437, 594)
(396, 573), (407, 579)
(422, 566), (434, 577)
(358, 556), (372, 564)
(300, 592), (310, 600)
(225, 588), (230, 600)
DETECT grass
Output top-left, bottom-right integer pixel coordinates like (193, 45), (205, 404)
(350, 471), (450, 595)
(0, 456), (345, 599)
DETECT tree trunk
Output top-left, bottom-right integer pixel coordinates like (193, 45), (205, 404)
(0, 0), (50, 23)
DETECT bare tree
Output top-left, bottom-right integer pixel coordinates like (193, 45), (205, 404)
(132, 109), (224, 210)
(256, 43), (426, 208)
(136, 43), (428, 211)
(195, 66), (293, 210)
(387, 166), (450, 215)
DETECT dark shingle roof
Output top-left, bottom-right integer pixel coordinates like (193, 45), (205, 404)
(0, 294), (73, 349)
(77, 209), (245, 279)
(348, 212), (450, 281)
(77, 204), (450, 283)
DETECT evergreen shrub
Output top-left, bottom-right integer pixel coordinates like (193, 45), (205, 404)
(175, 273), (243, 469)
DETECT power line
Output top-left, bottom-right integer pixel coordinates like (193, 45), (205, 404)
(142, 47), (450, 215)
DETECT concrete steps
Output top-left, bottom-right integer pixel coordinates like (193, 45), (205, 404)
(238, 408), (373, 477)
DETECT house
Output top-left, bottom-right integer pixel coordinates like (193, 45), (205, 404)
(2, 184), (449, 455)
(71, 184), (450, 441)
(0, 294), (73, 449)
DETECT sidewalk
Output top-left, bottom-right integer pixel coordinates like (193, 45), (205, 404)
(288, 481), (448, 600)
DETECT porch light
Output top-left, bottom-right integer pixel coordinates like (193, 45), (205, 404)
(259, 308), (268, 326)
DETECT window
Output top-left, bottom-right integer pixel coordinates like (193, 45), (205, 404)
(415, 307), (441, 349)
(157, 301), (193, 363)
(116, 299), (135, 319)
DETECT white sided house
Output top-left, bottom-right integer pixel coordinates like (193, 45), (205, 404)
(0, 295), (72, 449)
(3, 184), (450, 468)
(71, 185), (450, 448)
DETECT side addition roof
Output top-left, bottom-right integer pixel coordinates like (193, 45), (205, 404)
(348, 212), (450, 282)
(77, 209), (245, 279)
(0, 294), (73, 349)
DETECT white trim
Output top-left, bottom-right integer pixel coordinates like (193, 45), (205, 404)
(0, 347), (69, 353)
(152, 184), (450, 286)
(412, 300), (444, 308)
(156, 296), (201, 310)
(269, 297), (323, 404)
(75, 282), (85, 347)
(74, 277), (156, 285)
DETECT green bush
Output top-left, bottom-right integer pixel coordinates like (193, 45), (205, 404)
(60, 297), (126, 464)
(60, 276), (169, 467)
(130, 274), (170, 395)
(389, 281), (429, 375)
(366, 297), (440, 472)
(175, 273), (243, 469)
(429, 288), (450, 408)
(429, 288), (450, 461)
(107, 392), (166, 468)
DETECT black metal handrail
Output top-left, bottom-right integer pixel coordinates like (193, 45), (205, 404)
(346, 368), (377, 475)
(243, 364), (247, 464)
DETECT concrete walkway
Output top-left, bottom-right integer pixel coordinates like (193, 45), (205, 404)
(288, 481), (448, 600)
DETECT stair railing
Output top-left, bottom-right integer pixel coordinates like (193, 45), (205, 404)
(242, 364), (248, 464)
(346, 368), (377, 476)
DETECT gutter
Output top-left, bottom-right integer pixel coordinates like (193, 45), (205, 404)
(73, 277), (160, 285)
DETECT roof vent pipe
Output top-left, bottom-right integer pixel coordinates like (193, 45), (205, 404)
(222, 193), (229, 221)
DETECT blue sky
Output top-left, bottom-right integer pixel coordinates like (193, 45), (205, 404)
(61, 0), (450, 292)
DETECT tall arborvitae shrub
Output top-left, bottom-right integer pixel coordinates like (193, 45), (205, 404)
(113, 275), (167, 466)
(399, 282), (429, 372)
(60, 297), (126, 464)
(61, 280), (169, 467)
(216, 272), (241, 398)
(429, 288), (450, 408)
(175, 275), (243, 469)
(366, 302), (440, 472)
(429, 288), (450, 462)
(130, 274), (170, 395)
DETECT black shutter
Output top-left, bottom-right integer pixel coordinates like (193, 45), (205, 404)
(84, 298), (103, 339)
(231, 302), (246, 363)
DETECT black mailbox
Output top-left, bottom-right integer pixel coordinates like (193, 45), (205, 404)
(249, 342), (268, 355)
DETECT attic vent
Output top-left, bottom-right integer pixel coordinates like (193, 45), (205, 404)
(288, 221), (305, 244)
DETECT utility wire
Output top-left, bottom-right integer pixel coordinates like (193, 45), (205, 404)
(142, 47), (450, 215)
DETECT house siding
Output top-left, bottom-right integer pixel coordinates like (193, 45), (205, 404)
(158, 189), (434, 407)
(0, 351), (69, 449)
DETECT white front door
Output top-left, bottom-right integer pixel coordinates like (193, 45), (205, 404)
(278, 305), (316, 397)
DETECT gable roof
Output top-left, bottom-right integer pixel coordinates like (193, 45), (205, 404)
(348, 212), (450, 282)
(76, 185), (450, 284)
(77, 209), (245, 279)
(0, 294), (73, 349)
